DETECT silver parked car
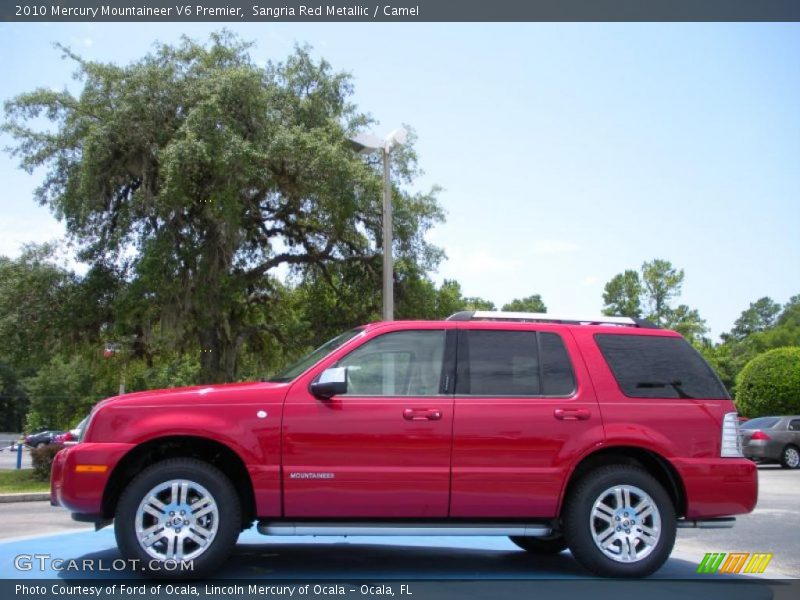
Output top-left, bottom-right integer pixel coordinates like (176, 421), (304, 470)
(741, 415), (800, 469)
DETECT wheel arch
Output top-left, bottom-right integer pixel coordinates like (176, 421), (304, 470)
(102, 435), (256, 529)
(559, 446), (687, 519)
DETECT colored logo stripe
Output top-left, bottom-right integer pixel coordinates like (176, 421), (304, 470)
(697, 552), (773, 574)
(743, 553), (773, 574)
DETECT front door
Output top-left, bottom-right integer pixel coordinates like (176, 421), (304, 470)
(282, 326), (455, 518)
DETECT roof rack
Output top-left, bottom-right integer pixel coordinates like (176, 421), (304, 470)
(446, 310), (659, 329)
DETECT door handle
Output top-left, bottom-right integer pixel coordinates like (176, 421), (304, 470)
(554, 408), (591, 421)
(403, 408), (442, 421)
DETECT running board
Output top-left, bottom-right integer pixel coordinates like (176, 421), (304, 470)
(257, 522), (552, 537)
(677, 517), (736, 529)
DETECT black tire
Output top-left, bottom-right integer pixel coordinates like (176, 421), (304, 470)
(35, 442), (46, 449)
(114, 458), (241, 578)
(509, 534), (568, 555)
(563, 465), (676, 578)
(780, 445), (800, 469)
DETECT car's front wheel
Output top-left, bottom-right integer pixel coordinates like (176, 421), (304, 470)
(780, 445), (800, 469)
(563, 465), (676, 577)
(114, 458), (240, 578)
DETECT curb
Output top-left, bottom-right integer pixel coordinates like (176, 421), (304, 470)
(0, 492), (50, 503)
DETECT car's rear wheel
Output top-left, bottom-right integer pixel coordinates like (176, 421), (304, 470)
(563, 465), (676, 577)
(509, 533), (568, 554)
(114, 458), (240, 578)
(35, 442), (46, 449)
(780, 445), (800, 469)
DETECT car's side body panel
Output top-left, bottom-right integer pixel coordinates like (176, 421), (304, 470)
(52, 319), (758, 531)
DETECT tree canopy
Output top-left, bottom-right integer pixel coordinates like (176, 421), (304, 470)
(601, 259), (707, 342)
(3, 33), (443, 383)
(502, 294), (547, 313)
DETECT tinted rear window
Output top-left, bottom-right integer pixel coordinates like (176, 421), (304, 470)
(455, 330), (575, 396)
(595, 334), (728, 400)
(457, 330), (541, 396)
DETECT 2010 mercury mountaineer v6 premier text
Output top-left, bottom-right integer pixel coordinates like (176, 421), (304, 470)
(51, 311), (758, 578)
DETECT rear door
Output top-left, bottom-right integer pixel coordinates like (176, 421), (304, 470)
(449, 324), (604, 518)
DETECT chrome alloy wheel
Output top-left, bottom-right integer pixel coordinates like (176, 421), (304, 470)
(785, 447), (800, 468)
(134, 479), (219, 561)
(590, 484), (661, 563)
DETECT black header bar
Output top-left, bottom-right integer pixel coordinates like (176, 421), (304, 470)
(2, 1), (800, 23)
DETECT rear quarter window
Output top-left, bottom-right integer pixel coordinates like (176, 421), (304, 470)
(595, 334), (729, 400)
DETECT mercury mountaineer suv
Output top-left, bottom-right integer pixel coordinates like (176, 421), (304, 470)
(51, 311), (758, 578)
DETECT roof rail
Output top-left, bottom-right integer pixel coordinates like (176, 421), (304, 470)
(446, 310), (659, 328)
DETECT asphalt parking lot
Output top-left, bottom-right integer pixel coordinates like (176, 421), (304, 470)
(0, 465), (796, 580)
(0, 446), (33, 470)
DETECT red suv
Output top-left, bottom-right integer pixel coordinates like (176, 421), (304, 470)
(51, 311), (757, 578)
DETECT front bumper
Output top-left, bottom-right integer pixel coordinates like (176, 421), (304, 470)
(673, 457), (758, 519)
(51, 442), (134, 515)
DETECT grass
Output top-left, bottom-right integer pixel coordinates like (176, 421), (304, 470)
(0, 469), (50, 494)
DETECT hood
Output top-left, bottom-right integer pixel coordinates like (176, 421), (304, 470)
(97, 380), (290, 409)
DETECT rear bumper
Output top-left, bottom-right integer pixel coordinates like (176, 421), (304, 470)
(673, 457), (758, 519)
(742, 440), (779, 461)
(50, 442), (134, 515)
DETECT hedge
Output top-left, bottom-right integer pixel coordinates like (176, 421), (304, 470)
(735, 347), (800, 417)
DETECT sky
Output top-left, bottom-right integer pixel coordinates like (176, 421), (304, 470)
(0, 22), (798, 340)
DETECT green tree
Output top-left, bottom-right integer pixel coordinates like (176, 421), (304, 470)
(735, 347), (800, 417)
(3, 33), (443, 383)
(0, 244), (78, 371)
(0, 362), (27, 431)
(725, 297), (782, 342)
(602, 270), (643, 318)
(462, 297), (496, 311)
(663, 304), (708, 343)
(641, 259), (684, 325)
(24, 355), (99, 431)
(703, 295), (800, 393)
(600, 259), (705, 340)
(502, 294), (547, 313)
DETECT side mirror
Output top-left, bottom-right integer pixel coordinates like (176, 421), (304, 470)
(310, 367), (348, 399)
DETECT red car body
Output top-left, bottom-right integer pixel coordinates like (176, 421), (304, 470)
(52, 319), (757, 525)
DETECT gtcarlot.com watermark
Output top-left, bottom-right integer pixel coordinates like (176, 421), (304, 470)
(14, 553), (193, 573)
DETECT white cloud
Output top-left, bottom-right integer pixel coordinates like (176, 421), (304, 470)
(582, 275), (601, 286)
(438, 247), (521, 277)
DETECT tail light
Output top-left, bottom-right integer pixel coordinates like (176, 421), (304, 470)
(750, 430), (771, 441)
(721, 412), (743, 457)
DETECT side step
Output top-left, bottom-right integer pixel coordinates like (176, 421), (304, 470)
(677, 517), (736, 529)
(257, 521), (553, 537)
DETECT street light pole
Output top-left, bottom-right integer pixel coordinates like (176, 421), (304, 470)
(382, 147), (393, 321)
(348, 128), (407, 321)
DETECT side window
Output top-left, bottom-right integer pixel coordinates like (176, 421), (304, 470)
(456, 330), (576, 397)
(595, 334), (729, 400)
(456, 330), (540, 396)
(789, 420), (800, 432)
(336, 330), (445, 397)
(540, 332), (576, 395)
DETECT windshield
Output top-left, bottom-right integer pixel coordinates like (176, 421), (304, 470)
(268, 328), (364, 382)
(740, 416), (780, 430)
